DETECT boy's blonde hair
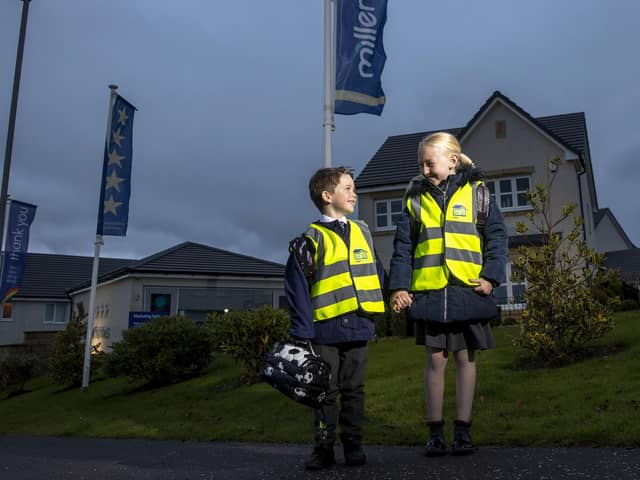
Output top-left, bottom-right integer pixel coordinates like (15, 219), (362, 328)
(417, 132), (474, 169)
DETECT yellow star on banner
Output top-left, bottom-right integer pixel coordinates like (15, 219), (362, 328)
(108, 148), (125, 168)
(103, 195), (123, 215)
(105, 170), (125, 192)
(117, 107), (129, 126)
(112, 128), (125, 147)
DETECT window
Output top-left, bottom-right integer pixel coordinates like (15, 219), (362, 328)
(493, 262), (527, 307)
(495, 120), (506, 138)
(1, 303), (13, 321)
(150, 293), (171, 314)
(375, 198), (403, 230)
(45, 303), (67, 324)
(485, 176), (531, 212)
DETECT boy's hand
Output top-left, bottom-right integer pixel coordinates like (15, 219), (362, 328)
(469, 277), (493, 295)
(390, 290), (413, 313)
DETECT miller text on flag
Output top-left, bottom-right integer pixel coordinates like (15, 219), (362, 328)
(335, 0), (388, 116)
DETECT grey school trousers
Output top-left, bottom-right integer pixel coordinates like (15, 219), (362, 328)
(312, 341), (368, 447)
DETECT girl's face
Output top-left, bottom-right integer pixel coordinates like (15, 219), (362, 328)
(419, 145), (457, 185)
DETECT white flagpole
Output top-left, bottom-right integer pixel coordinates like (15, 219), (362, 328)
(323, 0), (336, 168)
(81, 84), (118, 391)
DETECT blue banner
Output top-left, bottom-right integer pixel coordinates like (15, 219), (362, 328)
(335, 0), (388, 116)
(0, 200), (37, 303)
(97, 94), (136, 236)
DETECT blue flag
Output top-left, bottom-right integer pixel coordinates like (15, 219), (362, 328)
(0, 200), (37, 303)
(97, 94), (136, 236)
(335, 0), (388, 116)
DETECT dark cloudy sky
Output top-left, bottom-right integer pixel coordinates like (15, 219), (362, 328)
(1, 0), (638, 265)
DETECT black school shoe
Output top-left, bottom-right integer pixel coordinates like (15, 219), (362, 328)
(304, 446), (336, 470)
(424, 420), (447, 457)
(451, 420), (476, 456)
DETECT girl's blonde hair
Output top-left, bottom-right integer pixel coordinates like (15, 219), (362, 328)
(417, 131), (474, 169)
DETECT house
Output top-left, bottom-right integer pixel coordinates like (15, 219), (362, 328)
(354, 90), (636, 305)
(0, 253), (133, 349)
(0, 241), (285, 353)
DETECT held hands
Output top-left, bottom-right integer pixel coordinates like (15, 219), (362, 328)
(470, 277), (493, 296)
(390, 290), (414, 313)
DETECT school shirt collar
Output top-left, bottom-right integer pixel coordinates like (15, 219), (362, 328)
(320, 214), (348, 225)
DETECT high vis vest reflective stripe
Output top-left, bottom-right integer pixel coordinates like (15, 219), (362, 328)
(305, 220), (385, 322)
(407, 181), (483, 290)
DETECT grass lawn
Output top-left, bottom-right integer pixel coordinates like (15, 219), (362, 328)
(1, 310), (638, 446)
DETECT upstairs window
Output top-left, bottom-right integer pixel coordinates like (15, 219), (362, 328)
(1, 303), (13, 321)
(375, 198), (403, 231)
(485, 176), (531, 212)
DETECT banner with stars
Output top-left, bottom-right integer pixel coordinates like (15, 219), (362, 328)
(97, 94), (136, 236)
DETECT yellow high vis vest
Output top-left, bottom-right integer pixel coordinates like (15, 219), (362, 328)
(407, 182), (483, 290)
(305, 220), (385, 322)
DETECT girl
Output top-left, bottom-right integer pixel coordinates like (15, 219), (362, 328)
(389, 132), (507, 456)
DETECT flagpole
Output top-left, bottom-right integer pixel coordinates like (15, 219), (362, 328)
(81, 84), (118, 391)
(323, 0), (335, 168)
(0, 0), (31, 276)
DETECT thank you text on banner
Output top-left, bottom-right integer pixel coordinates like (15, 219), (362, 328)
(0, 200), (37, 303)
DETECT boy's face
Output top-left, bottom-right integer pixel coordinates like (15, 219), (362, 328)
(419, 145), (457, 185)
(323, 174), (356, 217)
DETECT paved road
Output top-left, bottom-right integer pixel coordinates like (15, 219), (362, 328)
(1, 435), (639, 480)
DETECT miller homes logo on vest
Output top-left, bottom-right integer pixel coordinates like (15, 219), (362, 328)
(452, 204), (468, 217)
(353, 249), (369, 261)
(352, 1), (381, 79)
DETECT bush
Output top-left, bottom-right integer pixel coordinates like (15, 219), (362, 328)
(0, 353), (37, 396)
(617, 299), (640, 311)
(206, 306), (290, 383)
(104, 315), (212, 386)
(514, 163), (619, 364)
(375, 311), (408, 338)
(48, 307), (101, 387)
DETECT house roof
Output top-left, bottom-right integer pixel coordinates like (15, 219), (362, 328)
(604, 248), (640, 276)
(12, 253), (134, 300)
(356, 90), (588, 189)
(70, 241), (286, 292)
(594, 208), (636, 249)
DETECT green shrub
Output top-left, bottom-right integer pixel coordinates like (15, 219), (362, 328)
(48, 307), (101, 387)
(375, 311), (407, 337)
(514, 163), (619, 364)
(206, 306), (290, 383)
(617, 299), (640, 311)
(0, 353), (37, 396)
(104, 315), (212, 386)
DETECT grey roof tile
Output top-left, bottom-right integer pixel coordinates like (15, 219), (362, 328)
(11, 242), (285, 300)
(604, 248), (640, 275)
(12, 253), (133, 299)
(356, 91), (586, 189)
(69, 241), (285, 292)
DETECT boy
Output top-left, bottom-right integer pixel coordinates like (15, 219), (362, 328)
(285, 166), (386, 470)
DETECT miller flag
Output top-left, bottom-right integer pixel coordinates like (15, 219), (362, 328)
(0, 200), (37, 303)
(97, 94), (136, 236)
(335, 0), (388, 115)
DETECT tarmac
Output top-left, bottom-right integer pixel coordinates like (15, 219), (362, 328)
(1, 435), (639, 480)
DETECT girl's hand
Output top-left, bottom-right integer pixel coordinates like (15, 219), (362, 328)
(469, 277), (493, 296)
(390, 290), (414, 313)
